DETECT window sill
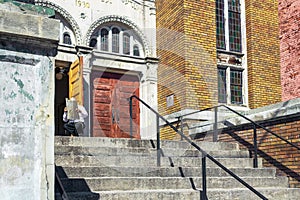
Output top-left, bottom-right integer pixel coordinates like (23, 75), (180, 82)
(217, 49), (244, 57)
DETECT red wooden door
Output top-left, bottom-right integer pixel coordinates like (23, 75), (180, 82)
(92, 72), (140, 138)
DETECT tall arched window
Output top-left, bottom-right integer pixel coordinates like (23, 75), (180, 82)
(63, 33), (72, 45)
(100, 29), (109, 51)
(112, 28), (120, 53)
(123, 33), (130, 55)
(133, 45), (140, 56)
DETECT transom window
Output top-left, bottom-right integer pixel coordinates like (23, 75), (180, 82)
(112, 28), (120, 53)
(101, 29), (109, 51)
(89, 25), (143, 57)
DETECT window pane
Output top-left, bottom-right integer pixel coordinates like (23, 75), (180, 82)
(133, 45), (140, 56)
(112, 28), (120, 53)
(216, 0), (226, 49)
(100, 29), (108, 51)
(230, 70), (243, 104)
(228, 0), (242, 52)
(63, 33), (72, 45)
(89, 38), (97, 48)
(218, 68), (227, 103)
(123, 34), (130, 55)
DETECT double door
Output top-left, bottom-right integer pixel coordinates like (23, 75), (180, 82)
(92, 72), (140, 138)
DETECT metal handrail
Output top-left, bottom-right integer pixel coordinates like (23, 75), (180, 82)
(177, 105), (300, 167)
(55, 165), (70, 200)
(129, 95), (268, 200)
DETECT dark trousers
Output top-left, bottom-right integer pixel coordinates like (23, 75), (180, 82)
(64, 122), (85, 136)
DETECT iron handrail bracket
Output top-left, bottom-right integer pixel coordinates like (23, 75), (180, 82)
(129, 95), (268, 200)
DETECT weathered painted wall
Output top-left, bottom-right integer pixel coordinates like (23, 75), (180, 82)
(0, 4), (59, 200)
(279, 0), (300, 101)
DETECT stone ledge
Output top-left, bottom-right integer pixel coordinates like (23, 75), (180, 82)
(189, 98), (300, 139)
(0, 9), (59, 43)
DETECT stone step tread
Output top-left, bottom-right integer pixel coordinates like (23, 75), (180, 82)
(59, 176), (288, 192)
(55, 155), (259, 168)
(64, 188), (300, 200)
(56, 166), (276, 178)
(55, 136), (239, 150)
(54, 146), (249, 158)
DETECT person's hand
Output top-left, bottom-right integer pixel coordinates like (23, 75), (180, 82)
(64, 107), (68, 112)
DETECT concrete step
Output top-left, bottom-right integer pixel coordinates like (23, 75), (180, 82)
(54, 146), (250, 158)
(55, 154), (260, 168)
(59, 177), (289, 192)
(60, 188), (300, 200)
(55, 136), (239, 151)
(56, 166), (276, 178)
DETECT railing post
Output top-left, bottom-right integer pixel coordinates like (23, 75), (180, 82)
(157, 115), (161, 167)
(253, 125), (258, 168)
(201, 155), (208, 200)
(213, 106), (218, 142)
(180, 116), (183, 141)
(129, 97), (133, 139)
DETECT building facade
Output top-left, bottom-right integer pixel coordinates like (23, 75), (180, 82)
(35, 0), (158, 139)
(156, 0), (282, 127)
(279, 0), (300, 101)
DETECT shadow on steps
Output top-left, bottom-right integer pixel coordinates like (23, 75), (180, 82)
(55, 166), (100, 200)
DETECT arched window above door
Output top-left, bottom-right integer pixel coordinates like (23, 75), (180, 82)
(89, 24), (144, 57)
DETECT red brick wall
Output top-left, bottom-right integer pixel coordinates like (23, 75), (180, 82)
(279, 0), (300, 101)
(218, 116), (300, 188)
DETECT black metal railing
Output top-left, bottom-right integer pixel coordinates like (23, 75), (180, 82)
(177, 105), (300, 168)
(129, 95), (268, 200)
(55, 165), (70, 200)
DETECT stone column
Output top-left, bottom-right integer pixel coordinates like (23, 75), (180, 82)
(0, 7), (59, 200)
(140, 57), (159, 139)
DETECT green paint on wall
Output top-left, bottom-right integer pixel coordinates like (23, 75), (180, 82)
(19, 89), (34, 101)
(13, 77), (24, 89)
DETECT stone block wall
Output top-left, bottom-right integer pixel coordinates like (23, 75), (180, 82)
(279, 0), (300, 101)
(0, 4), (59, 200)
(218, 115), (300, 188)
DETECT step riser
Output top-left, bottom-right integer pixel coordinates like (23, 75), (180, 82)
(60, 177), (288, 192)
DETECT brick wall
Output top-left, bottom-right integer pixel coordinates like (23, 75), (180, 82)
(218, 116), (300, 188)
(246, 0), (282, 108)
(279, 0), (300, 101)
(157, 0), (282, 115)
(156, 0), (217, 117)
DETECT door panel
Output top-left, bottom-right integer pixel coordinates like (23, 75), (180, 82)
(69, 56), (83, 105)
(92, 72), (140, 138)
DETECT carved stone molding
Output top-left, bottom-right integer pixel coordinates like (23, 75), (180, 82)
(34, 0), (82, 45)
(85, 15), (151, 56)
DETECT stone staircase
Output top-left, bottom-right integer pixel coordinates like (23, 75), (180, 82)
(55, 136), (300, 199)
